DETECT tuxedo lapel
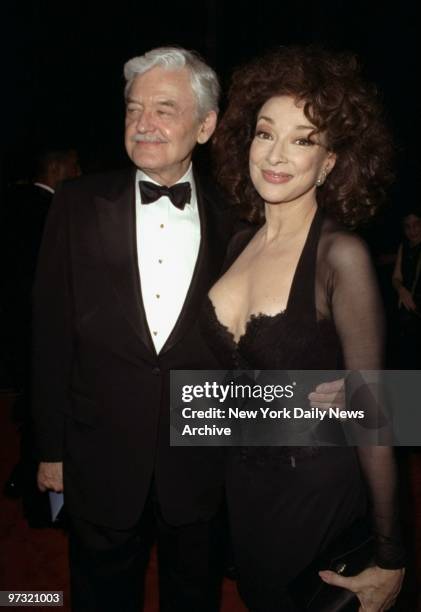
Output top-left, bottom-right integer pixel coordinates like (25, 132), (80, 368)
(95, 168), (156, 357)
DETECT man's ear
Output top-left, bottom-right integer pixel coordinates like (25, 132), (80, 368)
(197, 111), (218, 145)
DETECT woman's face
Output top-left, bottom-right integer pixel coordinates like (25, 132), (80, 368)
(249, 95), (335, 207)
(403, 214), (421, 246)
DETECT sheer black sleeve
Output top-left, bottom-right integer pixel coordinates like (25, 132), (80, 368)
(326, 232), (405, 569)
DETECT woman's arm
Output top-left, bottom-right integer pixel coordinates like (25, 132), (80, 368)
(323, 233), (405, 611)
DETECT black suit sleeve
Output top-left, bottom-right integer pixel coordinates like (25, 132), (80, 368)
(32, 185), (74, 461)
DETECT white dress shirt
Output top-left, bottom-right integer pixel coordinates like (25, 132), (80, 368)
(135, 165), (201, 353)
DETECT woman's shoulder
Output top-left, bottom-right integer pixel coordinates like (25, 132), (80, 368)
(319, 214), (372, 271)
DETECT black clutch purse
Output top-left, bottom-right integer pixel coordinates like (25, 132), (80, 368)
(289, 519), (374, 611)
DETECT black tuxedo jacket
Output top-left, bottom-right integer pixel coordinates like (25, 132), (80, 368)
(32, 167), (234, 529)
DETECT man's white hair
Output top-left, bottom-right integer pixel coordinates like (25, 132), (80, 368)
(124, 46), (220, 119)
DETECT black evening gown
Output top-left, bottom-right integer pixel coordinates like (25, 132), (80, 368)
(200, 208), (405, 611)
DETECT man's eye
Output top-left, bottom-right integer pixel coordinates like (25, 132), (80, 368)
(126, 106), (140, 114)
(157, 107), (176, 117)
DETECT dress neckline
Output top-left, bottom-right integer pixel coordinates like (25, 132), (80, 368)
(205, 295), (287, 348)
(207, 207), (324, 345)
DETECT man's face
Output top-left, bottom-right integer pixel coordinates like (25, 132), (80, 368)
(125, 66), (216, 186)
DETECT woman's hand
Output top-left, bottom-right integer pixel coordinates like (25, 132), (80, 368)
(308, 378), (344, 410)
(398, 286), (416, 311)
(319, 566), (404, 611)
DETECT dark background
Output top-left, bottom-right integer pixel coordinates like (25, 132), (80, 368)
(2, 0), (419, 226)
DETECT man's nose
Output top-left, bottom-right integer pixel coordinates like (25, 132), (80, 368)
(136, 109), (155, 133)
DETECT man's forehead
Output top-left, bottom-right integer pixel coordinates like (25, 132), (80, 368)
(129, 66), (194, 99)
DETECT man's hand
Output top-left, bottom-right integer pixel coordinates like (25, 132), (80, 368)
(308, 378), (344, 410)
(319, 566), (404, 611)
(37, 462), (63, 492)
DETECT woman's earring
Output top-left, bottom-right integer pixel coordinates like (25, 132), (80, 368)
(316, 167), (328, 187)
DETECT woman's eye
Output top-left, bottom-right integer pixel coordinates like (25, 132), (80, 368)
(295, 138), (314, 146)
(255, 130), (272, 140)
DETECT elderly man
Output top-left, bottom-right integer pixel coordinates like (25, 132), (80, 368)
(33, 47), (233, 612)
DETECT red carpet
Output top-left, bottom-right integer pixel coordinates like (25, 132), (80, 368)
(0, 392), (419, 611)
(0, 393), (245, 611)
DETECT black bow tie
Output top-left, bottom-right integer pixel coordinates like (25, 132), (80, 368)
(139, 180), (191, 210)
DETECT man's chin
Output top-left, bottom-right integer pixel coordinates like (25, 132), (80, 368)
(131, 155), (167, 171)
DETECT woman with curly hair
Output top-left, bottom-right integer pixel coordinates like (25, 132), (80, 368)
(200, 46), (405, 610)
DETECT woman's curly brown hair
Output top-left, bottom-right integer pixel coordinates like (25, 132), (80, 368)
(213, 46), (394, 227)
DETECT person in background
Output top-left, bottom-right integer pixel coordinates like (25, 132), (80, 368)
(392, 208), (421, 368)
(3, 148), (81, 328)
(2, 148), (81, 526)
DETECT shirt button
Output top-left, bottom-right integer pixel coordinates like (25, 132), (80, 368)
(160, 224), (164, 229)
(152, 367), (161, 375)
(156, 294), (160, 299)
(152, 331), (158, 336)
(158, 259), (163, 264)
